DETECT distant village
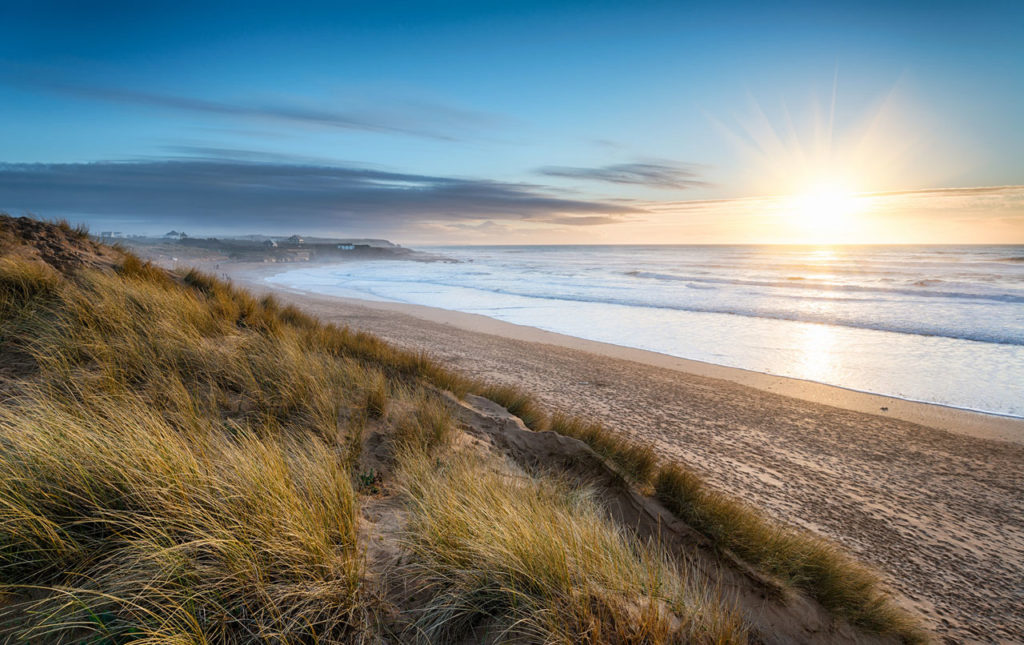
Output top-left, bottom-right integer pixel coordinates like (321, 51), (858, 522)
(104, 230), (449, 264)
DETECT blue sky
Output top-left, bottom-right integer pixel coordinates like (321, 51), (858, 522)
(1, 1), (1022, 242)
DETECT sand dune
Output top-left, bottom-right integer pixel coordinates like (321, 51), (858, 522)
(232, 269), (1024, 643)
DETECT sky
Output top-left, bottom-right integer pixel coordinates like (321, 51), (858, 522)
(1, 0), (1022, 244)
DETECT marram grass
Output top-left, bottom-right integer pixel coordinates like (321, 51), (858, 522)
(0, 395), (363, 643)
(397, 446), (748, 644)
(0, 237), (924, 643)
(1, 257), (372, 642)
(451, 381), (923, 642)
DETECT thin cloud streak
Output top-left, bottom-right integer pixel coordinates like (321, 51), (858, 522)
(646, 185), (1024, 213)
(537, 162), (708, 189)
(866, 185), (1024, 198)
(10, 74), (505, 141)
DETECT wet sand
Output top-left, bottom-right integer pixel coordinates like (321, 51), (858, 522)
(224, 263), (1024, 642)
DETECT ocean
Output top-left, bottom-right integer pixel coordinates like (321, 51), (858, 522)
(266, 245), (1024, 418)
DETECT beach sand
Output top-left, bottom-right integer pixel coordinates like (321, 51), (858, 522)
(215, 262), (1024, 642)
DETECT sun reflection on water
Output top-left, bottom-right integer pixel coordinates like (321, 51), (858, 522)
(808, 247), (837, 262)
(794, 322), (839, 384)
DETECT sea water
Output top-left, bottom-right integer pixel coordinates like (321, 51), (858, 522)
(266, 245), (1024, 418)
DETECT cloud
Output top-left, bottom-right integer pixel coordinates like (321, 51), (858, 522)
(536, 215), (624, 226)
(865, 185), (1024, 198)
(0, 158), (641, 235)
(11, 75), (506, 141)
(645, 185), (1024, 214)
(537, 162), (707, 189)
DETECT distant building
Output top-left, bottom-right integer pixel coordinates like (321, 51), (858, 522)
(287, 235), (304, 244)
(100, 231), (113, 238)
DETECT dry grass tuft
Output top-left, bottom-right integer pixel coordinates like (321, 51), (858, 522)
(362, 369), (391, 418)
(392, 392), (456, 456)
(476, 383), (548, 430)
(117, 253), (174, 287)
(0, 255), (374, 642)
(0, 257), (61, 304)
(397, 448), (748, 644)
(550, 412), (659, 485)
(0, 395), (363, 643)
(53, 218), (90, 240)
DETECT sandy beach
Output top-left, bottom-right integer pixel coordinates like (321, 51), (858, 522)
(222, 263), (1024, 643)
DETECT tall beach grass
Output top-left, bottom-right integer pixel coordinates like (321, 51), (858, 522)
(396, 444), (748, 644)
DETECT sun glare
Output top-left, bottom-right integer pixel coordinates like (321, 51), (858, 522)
(714, 82), (927, 243)
(782, 178), (867, 242)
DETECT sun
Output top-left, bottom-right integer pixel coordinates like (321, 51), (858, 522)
(787, 179), (865, 241)
(714, 82), (920, 243)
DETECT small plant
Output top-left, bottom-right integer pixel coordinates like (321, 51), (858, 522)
(358, 468), (382, 494)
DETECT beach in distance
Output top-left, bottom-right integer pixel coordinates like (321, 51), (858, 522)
(263, 244), (1024, 419)
(206, 244), (1024, 643)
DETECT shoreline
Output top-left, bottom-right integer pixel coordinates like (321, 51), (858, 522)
(231, 263), (1024, 444)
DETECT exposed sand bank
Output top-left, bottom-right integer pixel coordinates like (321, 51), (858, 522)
(212, 262), (1024, 643)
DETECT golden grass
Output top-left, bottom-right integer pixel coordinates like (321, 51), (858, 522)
(549, 412), (659, 486)
(0, 236), (924, 643)
(53, 218), (90, 240)
(0, 256), (61, 303)
(397, 447), (748, 644)
(117, 253), (175, 287)
(475, 383), (549, 430)
(450, 380), (921, 641)
(392, 392), (456, 456)
(0, 252), (745, 643)
(0, 395), (362, 643)
(0, 256), (373, 642)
